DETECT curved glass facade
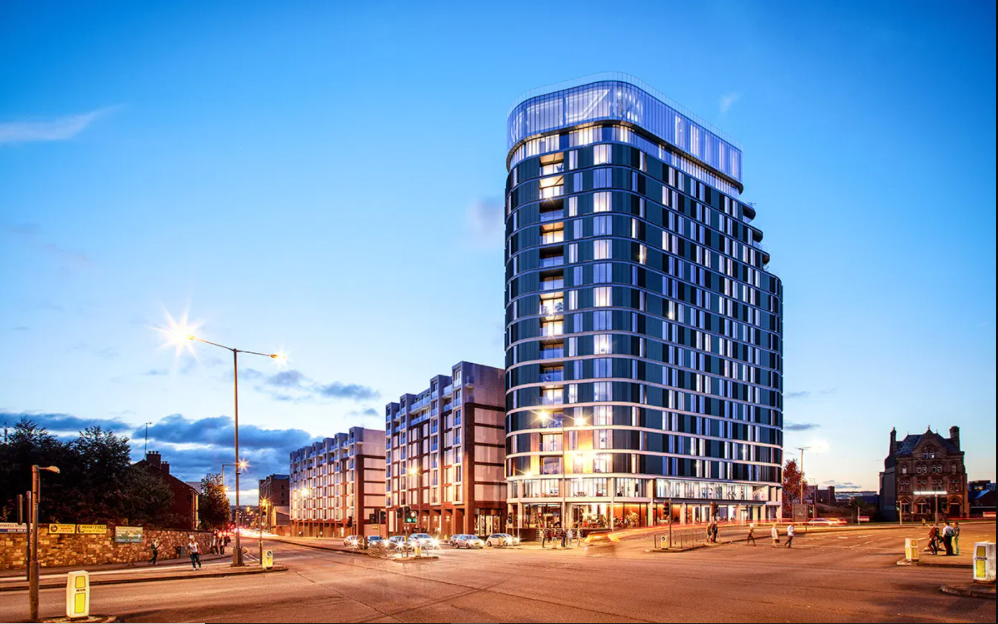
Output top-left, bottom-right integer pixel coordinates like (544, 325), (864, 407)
(504, 78), (784, 533)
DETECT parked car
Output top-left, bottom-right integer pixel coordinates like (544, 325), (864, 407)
(388, 536), (413, 551)
(366, 536), (385, 547)
(485, 533), (519, 548)
(807, 518), (847, 527)
(451, 534), (485, 549)
(409, 533), (441, 550)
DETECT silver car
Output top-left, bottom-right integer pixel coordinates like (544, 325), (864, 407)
(452, 534), (485, 549)
(409, 533), (441, 550)
(485, 533), (519, 548)
(388, 536), (413, 551)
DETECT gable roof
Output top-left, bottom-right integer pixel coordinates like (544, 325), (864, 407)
(895, 430), (960, 458)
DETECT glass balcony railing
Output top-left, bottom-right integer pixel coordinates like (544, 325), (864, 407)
(540, 210), (564, 223)
(540, 301), (564, 316)
(541, 279), (564, 291)
(540, 256), (564, 268)
(541, 231), (565, 245)
(540, 348), (564, 359)
(540, 185), (564, 200)
(540, 371), (564, 383)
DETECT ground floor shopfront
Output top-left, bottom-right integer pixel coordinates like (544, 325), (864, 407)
(290, 520), (381, 539)
(385, 506), (506, 538)
(509, 500), (779, 532)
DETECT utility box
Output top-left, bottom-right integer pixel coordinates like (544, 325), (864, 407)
(905, 538), (920, 563)
(973, 543), (995, 584)
(262, 550), (274, 570)
(66, 571), (90, 620)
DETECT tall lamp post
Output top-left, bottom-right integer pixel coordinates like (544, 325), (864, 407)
(797, 447), (811, 528)
(29, 465), (60, 623)
(173, 330), (285, 568)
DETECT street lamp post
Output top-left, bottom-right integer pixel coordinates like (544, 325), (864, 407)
(797, 447), (811, 529)
(178, 333), (285, 568)
(29, 465), (60, 623)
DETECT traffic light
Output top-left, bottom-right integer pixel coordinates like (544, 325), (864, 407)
(380, 510), (387, 524)
(347, 516), (353, 529)
(396, 508), (403, 519)
(405, 507), (417, 525)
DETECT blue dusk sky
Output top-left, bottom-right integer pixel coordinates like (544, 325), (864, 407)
(1, 0), (994, 502)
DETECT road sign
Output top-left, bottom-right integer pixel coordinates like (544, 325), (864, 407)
(0, 523), (27, 534)
(857, 516), (871, 523)
(77, 525), (107, 535)
(49, 524), (77, 535)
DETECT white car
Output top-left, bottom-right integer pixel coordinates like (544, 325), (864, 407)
(485, 533), (519, 548)
(451, 534), (485, 549)
(409, 533), (441, 550)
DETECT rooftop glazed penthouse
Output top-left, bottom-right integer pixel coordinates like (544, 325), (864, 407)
(504, 75), (784, 532)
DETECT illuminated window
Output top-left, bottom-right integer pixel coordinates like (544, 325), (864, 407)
(594, 287), (612, 307)
(593, 192), (612, 213)
(593, 334), (612, 355)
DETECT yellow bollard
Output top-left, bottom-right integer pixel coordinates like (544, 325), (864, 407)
(66, 571), (90, 620)
(905, 538), (920, 563)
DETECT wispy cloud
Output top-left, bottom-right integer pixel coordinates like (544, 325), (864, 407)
(719, 92), (742, 116)
(3, 224), (95, 270)
(822, 480), (863, 491)
(0, 107), (119, 146)
(786, 388), (837, 400)
(785, 422), (821, 432)
(242, 368), (380, 404)
(465, 198), (504, 251)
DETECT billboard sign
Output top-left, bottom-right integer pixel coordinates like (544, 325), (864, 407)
(77, 525), (108, 535)
(0, 523), (27, 534)
(49, 524), (77, 535)
(114, 526), (143, 544)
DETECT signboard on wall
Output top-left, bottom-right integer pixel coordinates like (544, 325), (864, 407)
(0, 523), (27, 534)
(114, 526), (143, 544)
(77, 525), (108, 535)
(49, 524), (77, 535)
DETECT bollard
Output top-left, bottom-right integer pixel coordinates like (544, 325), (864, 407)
(66, 571), (90, 620)
(905, 538), (920, 563)
(973, 543), (995, 584)
(262, 550), (274, 571)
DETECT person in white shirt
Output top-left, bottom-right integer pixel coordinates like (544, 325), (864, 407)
(188, 537), (202, 570)
(786, 524), (796, 549)
(771, 524), (780, 547)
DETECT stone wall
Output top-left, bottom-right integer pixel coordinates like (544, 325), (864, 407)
(0, 529), (214, 571)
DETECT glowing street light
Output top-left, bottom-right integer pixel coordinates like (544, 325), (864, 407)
(158, 314), (285, 568)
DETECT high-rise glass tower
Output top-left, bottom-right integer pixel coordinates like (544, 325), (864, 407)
(504, 74), (784, 533)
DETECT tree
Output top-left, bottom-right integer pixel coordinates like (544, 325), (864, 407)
(783, 459), (806, 518)
(0, 419), (72, 523)
(199, 473), (230, 531)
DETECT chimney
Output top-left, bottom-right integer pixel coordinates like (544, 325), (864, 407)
(146, 451), (162, 470)
(949, 426), (960, 450)
(890, 428), (897, 456)
(161, 461), (171, 475)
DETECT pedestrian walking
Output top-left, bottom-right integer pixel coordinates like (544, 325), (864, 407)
(566, 528), (573, 548)
(188, 536), (202, 570)
(942, 523), (955, 556)
(785, 524), (796, 549)
(149, 539), (159, 566)
(561, 529), (568, 549)
(954, 522), (961, 556)
(747, 523), (757, 546)
(771, 524), (780, 547)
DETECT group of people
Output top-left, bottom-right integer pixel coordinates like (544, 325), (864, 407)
(540, 527), (584, 549)
(147, 533), (233, 570)
(927, 522), (961, 556)
(705, 521), (721, 544)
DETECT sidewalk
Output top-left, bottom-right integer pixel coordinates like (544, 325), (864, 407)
(0, 558), (285, 593)
(0, 554), (228, 581)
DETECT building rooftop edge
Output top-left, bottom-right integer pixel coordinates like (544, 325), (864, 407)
(507, 72), (741, 151)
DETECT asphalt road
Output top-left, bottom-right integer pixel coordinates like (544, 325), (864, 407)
(1, 525), (994, 623)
